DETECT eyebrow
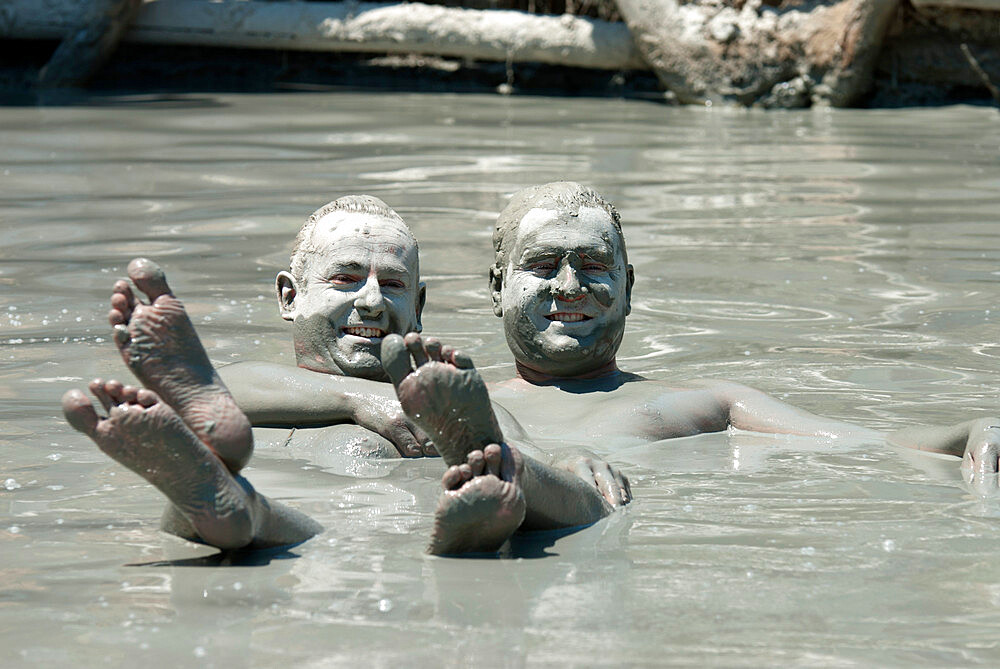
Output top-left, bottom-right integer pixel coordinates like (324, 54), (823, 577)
(316, 259), (412, 277)
(519, 245), (616, 263)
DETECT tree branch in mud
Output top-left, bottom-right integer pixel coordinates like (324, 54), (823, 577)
(960, 42), (1000, 107)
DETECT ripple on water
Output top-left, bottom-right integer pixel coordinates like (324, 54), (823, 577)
(634, 298), (836, 322)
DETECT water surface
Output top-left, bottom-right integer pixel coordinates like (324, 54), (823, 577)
(2, 93), (1000, 666)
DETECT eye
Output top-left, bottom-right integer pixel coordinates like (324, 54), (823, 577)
(328, 274), (361, 285)
(582, 262), (609, 272)
(379, 279), (405, 289)
(527, 261), (557, 275)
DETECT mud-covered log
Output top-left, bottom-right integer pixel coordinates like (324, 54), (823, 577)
(37, 0), (142, 87)
(614, 0), (900, 107)
(3, 0), (647, 72)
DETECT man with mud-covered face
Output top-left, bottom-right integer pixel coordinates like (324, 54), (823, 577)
(491, 190), (633, 381)
(275, 199), (425, 380)
(479, 182), (1000, 475)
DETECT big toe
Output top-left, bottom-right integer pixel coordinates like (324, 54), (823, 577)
(380, 334), (412, 388)
(127, 257), (173, 301)
(62, 389), (99, 435)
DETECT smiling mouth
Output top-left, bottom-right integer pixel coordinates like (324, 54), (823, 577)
(545, 313), (592, 322)
(342, 326), (387, 339)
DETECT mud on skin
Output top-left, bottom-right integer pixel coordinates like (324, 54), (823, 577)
(110, 257), (253, 472)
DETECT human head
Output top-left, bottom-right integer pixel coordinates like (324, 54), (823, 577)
(277, 195), (425, 380)
(490, 182), (634, 380)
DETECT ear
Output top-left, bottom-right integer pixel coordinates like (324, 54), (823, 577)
(489, 266), (504, 317)
(414, 282), (427, 333)
(276, 271), (299, 321)
(624, 264), (635, 316)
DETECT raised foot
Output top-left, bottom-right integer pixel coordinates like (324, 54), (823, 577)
(62, 380), (254, 550)
(428, 442), (526, 556)
(110, 257), (252, 471)
(381, 332), (502, 467)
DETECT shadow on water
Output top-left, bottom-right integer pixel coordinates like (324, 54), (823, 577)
(127, 545), (304, 568)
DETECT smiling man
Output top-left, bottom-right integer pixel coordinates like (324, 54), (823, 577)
(459, 181), (1000, 474)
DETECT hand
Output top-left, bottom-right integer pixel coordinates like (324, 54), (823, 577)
(352, 397), (437, 458)
(559, 455), (631, 507)
(962, 419), (1000, 487)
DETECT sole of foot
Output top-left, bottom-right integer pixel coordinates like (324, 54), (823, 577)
(381, 332), (503, 468)
(110, 257), (252, 471)
(428, 442), (525, 555)
(62, 381), (254, 550)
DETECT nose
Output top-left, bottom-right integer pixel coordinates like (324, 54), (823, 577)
(554, 261), (585, 302)
(354, 275), (385, 316)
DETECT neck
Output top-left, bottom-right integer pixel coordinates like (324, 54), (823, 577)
(514, 358), (621, 385)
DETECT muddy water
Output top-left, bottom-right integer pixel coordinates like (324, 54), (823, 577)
(2, 92), (1000, 666)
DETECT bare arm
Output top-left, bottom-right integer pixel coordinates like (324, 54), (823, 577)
(219, 361), (432, 456)
(699, 380), (883, 441)
(889, 418), (1000, 475)
(517, 450), (616, 531)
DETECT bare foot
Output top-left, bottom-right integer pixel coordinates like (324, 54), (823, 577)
(110, 257), (252, 471)
(428, 443), (526, 555)
(62, 381), (255, 549)
(381, 332), (503, 468)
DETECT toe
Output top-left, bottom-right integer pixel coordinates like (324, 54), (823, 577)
(424, 337), (442, 361)
(380, 334), (413, 388)
(104, 379), (126, 404)
(442, 465), (464, 490)
(404, 332), (428, 367)
(89, 378), (113, 412)
(467, 449), (485, 475)
(451, 350), (474, 369)
(128, 257), (173, 302)
(112, 323), (131, 350)
(136, 388), (158, 408)
(483, 443), (502, 477)
(121, 385), (140, 404)
(62, 389), (100, 435)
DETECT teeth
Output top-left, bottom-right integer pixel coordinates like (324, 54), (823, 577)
(344, 327), (385, 338)
(548, 313), (588, 322)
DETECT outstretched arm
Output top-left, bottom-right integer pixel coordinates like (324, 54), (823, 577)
(889, 418), (1000, 475)
(219, 361), (433, 456)
(698, 380), (883, 441)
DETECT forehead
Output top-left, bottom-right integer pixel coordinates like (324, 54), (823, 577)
(510, 206), (623, 259)
(305, 211), (418, 272)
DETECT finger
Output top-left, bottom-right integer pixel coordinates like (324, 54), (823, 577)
(621, 472), (632, 504)
(466, 450), (485, 476)
(422, 440), (438, 457)
(457, 463), (473, 482)
(404, 332), (428, 367)
(594, 466), (623, 506)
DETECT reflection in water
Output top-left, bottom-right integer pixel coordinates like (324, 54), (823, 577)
(3, 94), (1000, 664)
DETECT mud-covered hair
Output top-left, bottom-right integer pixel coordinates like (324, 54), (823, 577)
(493, 181), (625, 270)
(289, 195), (417, 282)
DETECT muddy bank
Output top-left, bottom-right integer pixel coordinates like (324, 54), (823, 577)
(2, 0), (998, 107)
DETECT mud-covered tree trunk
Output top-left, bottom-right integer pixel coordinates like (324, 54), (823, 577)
(38, 0), (143, 87)
(615, 0), (900, 107)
